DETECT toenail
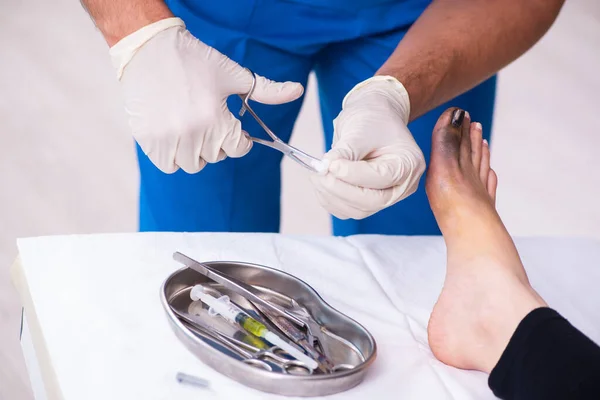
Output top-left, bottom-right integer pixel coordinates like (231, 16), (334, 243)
(475, 122), (482, 131)
(451, 109), (465, 127)
(483, 139), (489, 146)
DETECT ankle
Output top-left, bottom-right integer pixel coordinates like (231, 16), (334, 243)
(476, 288), (546, 373)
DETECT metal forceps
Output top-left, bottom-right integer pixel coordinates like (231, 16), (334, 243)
(288, 299), (365, 366)
(238, 71), (325, 174)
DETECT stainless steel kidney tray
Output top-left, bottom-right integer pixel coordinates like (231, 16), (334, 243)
(160, 260), (377, 397)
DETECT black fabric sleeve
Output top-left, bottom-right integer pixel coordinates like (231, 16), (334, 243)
(489, 307), (600, 400)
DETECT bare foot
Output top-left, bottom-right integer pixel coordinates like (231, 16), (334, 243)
(426, 108), (547, 373)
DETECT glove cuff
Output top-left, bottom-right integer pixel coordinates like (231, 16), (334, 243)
(109, 17), (186, 80)
(342, 76), (411, 123)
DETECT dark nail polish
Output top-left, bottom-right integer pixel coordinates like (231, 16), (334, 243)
(451, 109), (465, 127)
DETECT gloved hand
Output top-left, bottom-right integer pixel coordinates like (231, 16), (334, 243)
(109, 17), (304, 173)
(310, 76), (426, 220)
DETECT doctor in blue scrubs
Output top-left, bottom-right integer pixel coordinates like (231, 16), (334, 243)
(84, 0), (564, 236)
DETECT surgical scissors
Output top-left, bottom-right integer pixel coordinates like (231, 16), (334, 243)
(238, 71), (326, 174)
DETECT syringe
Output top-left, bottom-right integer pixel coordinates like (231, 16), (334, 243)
(190, 285), (318, 370)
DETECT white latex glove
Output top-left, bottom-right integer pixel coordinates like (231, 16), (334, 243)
(310, 76), (426, 220)
(109, 17), (304, 173)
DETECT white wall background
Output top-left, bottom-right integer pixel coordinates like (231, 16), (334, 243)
(1, 0), (599, 398)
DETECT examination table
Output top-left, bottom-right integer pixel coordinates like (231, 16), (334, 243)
(11, 233), (600, 399)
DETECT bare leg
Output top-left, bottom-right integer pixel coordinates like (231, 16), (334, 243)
(426, 108), (546, 373)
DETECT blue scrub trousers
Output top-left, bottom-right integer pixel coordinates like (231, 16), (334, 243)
(137, 0), (496, 236)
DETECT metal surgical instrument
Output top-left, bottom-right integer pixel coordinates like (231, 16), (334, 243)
(173, 252), (351, 364)
(171, 304), (312, 374)
(173, 252), (306, 327)
(252, 302), (335, 373)
(288, 299), (365, 364)
(238, 71), (326, 174)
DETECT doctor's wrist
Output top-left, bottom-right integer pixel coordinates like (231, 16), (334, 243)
(93, 1), (175, 47)
(109, 17), (185, 80)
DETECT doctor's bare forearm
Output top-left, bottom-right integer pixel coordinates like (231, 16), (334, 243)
(80, 0), (173, 46)
(377, 0), (565, 121)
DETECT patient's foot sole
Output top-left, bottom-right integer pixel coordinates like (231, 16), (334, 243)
(426, 108), (546, 373)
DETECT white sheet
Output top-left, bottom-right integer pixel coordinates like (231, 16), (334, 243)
(14, 233), (600, 400)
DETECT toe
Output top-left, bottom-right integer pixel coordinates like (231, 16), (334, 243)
(480, 139), (491, 188)
(470, 123), (483, 172)
(431, 108), (464, 160)
(427, 108), (465, 199)
(488, 168), (498, 205)
(459, 112), (472, 165)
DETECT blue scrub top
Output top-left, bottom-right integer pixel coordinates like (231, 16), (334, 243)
(136, 0), (497, 236)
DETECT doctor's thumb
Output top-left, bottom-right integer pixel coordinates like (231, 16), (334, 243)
(249, 74), (304, 105)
